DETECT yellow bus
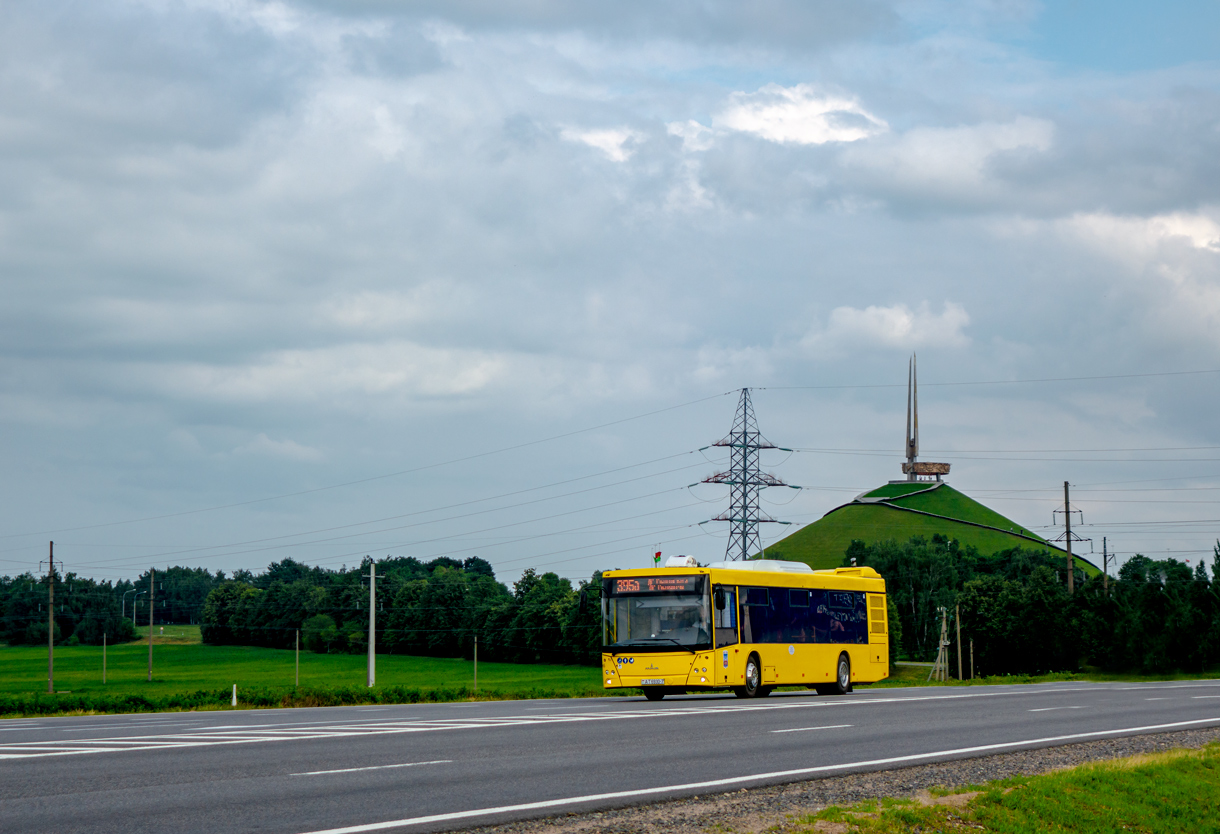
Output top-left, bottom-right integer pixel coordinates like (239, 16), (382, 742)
(601, 559), (888, 700)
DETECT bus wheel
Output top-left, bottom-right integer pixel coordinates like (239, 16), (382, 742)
(833, 653), (851, 695)
(742, 653), (764, 698)
(643, 687), (665, 701)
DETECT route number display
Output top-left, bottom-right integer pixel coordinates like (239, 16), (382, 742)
(612, 575), (702, 595)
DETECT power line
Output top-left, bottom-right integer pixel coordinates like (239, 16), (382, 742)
(0, 391), (735, 541)
(63, 458), (707, 570)
(762, 367), (1220, 391)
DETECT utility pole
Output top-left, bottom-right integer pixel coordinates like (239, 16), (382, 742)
(47, 541), (54, 694)
(1103, 537), (1110, 595)
(148, 569), (155, 682)
(367, 562), (376, 688)
(1051, 482), (1088, 594)
(295, 629), (300, 687)
(473, 633), (478, 693)
(103, 633), (107, 685)
(1064, 482), (1073, 594)
(955, 603), (962, 681)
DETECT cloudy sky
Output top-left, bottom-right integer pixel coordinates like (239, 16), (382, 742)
(3, 0), (1220, 585)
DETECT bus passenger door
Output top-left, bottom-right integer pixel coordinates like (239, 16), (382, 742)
(713, 586), (737, 685)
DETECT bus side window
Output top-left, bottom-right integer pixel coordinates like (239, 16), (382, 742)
(785, 589), (812, 643)
(714, 586), (738, 647)
(811, 590), (831, 643)
(741, 587), (769, 644)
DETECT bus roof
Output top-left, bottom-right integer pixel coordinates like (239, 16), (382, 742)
(604, 561), (885, 592)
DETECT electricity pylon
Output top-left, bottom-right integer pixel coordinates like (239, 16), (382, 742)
(701, 388), (796, 560)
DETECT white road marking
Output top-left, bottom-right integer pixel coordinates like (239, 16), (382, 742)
(294, 717), (1220, 834)
(1193, 696), (1220, 699)
(1113, 683), (1220, 691)
(292, 760), (452, 776)
(770, 724), (853, 734)
(1029, 706), (1087, 712)
(1, 685), (1212, 760)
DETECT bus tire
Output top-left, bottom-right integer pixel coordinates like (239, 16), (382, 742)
(833, 652), (851, 695)
(742, 653), (765, 698)
(643, 687), (665, 701)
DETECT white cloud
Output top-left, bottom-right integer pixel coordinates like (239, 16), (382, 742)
(1056, 209), (1220, 351)
(842, 117), (1053, 198)
(560, 127), (642, 161)
(146, 341), (508, 403)
(804, 302), (971, 351)
(326, 284), (466, 331)
(715, 84), (887, 145)
(1064, 210), (1220, 256)
(234, 432), (323, 461)
(666, 119), (715, 152)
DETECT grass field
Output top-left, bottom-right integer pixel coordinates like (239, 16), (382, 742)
(0, 625), (602, 712)
(801, 742), (1220, 833)
(4, 633), (1214, 717)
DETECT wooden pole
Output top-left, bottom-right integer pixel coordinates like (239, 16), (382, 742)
(148, 569), (155, 682)
(367, 564), (375, 687)
(1065, 481), (1075, 594)
(103, 633), (107, 684)
(1103, 536), (1109, 596)
(970, 639), (974, 680)
(47, 541), (54, 694)
(295, 628), (300, 687)
(473, 633), (478, 693)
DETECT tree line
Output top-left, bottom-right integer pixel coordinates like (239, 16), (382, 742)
(199, 556), (603, 665)
(847, 536), (1220, 675)
(1, 566), (227, 646)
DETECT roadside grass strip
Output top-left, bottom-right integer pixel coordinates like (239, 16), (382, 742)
(800, 742), (1220, 834)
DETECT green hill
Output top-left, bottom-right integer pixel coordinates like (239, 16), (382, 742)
(765, 481), (1098, 573)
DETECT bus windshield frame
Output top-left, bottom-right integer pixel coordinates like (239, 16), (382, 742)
(602, 574), (711, 653)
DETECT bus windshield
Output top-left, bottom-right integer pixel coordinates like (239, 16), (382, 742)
(603, 577), (711, 651)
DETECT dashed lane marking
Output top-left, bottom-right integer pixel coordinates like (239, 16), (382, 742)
(294, 718), (1220, 834)
(770, 724), (853, 733)
(292, 760), (452, 776)
(2, 686), (1214, 760)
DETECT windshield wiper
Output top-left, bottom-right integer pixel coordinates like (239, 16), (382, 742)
(609, 638), (697, 654)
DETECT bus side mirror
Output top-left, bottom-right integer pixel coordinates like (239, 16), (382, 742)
(714, 587), (725, 610)
(578, 589), (588, 614)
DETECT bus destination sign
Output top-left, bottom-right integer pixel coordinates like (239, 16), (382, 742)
(613, 575), (702, 595)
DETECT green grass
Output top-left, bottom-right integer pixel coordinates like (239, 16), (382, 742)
(765, 483), (1100, 573)
(799, 743), (1220, 833)
(0, 639), (605, 716)
(881, 483), (1043, 539)
(860, 483), (937, 499)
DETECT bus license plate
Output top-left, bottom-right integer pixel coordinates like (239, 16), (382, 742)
(640, 679), (665, 685)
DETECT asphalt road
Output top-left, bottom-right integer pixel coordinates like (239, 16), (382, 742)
(4, 680), (1220, 834)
